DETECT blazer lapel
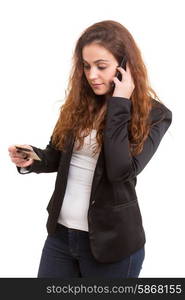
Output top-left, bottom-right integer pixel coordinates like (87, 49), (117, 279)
(89, 147), (104, 205)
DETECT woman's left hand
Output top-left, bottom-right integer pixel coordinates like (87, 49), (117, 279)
(112, 63), (135, 99)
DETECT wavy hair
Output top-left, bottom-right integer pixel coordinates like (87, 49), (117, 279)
(51, 20), (163, 156)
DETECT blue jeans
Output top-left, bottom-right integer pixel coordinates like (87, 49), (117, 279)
(37, 223), (145, 278)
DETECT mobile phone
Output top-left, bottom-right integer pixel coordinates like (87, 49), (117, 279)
(115, 56), (127, 81)
(15, 145), (41, 161)
(15, 146), (32, 152)
(111, 56), (127, 88)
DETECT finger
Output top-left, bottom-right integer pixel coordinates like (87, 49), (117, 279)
(112, 77), (121, 85)
(12, 157), (29, 164)
(10, 154), (27, 160)
(10, 151), (29, 159)
(13, 158), (33, 167)
(8, 145), (17, 155)
(9, 144), (33, 152)
(116, 66), (126, 75)
(18, 158), (33, 168)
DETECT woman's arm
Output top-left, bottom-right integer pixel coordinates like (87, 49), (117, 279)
(103, 97), (172, 182)
(17, 137), (61, 174)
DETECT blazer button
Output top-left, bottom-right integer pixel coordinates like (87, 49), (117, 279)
(91, 200), (95, 205)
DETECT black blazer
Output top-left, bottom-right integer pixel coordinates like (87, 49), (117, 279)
(17, 97), (172, 263)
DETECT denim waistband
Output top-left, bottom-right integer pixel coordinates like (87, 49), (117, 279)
(56, 223), (89, 237)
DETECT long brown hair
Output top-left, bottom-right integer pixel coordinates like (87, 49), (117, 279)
(51, 20), (163, 156)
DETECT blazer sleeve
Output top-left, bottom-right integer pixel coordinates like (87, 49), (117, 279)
(16, 137), (61, 174)
(103, 96), (172, 182)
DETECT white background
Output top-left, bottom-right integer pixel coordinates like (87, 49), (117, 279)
(0, 0), (184, 277)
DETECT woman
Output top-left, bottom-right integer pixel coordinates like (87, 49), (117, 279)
(8, 20), (172, 278)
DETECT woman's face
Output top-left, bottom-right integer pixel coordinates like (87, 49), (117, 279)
(82, 43), (118, 96)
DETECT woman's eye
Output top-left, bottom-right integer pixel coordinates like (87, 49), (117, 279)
(98, 66), (106, 70)
(83, 65), (107, 70)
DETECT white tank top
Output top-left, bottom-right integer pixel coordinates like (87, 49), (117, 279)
(57, 129), (100, 231)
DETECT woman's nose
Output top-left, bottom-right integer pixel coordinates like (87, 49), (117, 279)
(88, 68), (99, 80)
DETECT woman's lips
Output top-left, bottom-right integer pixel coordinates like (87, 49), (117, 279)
(92, 83), (103, 88)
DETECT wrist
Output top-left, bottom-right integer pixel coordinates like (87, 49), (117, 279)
(112, 91), (131, 99)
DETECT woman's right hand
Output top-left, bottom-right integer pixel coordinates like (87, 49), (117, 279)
(8, 144), (34, 168)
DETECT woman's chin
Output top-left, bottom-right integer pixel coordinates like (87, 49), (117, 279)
(92, 87), (110, 96)
(94, 91), (106, 95)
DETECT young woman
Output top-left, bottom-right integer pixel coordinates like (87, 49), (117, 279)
(8, 20), (172, 278)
